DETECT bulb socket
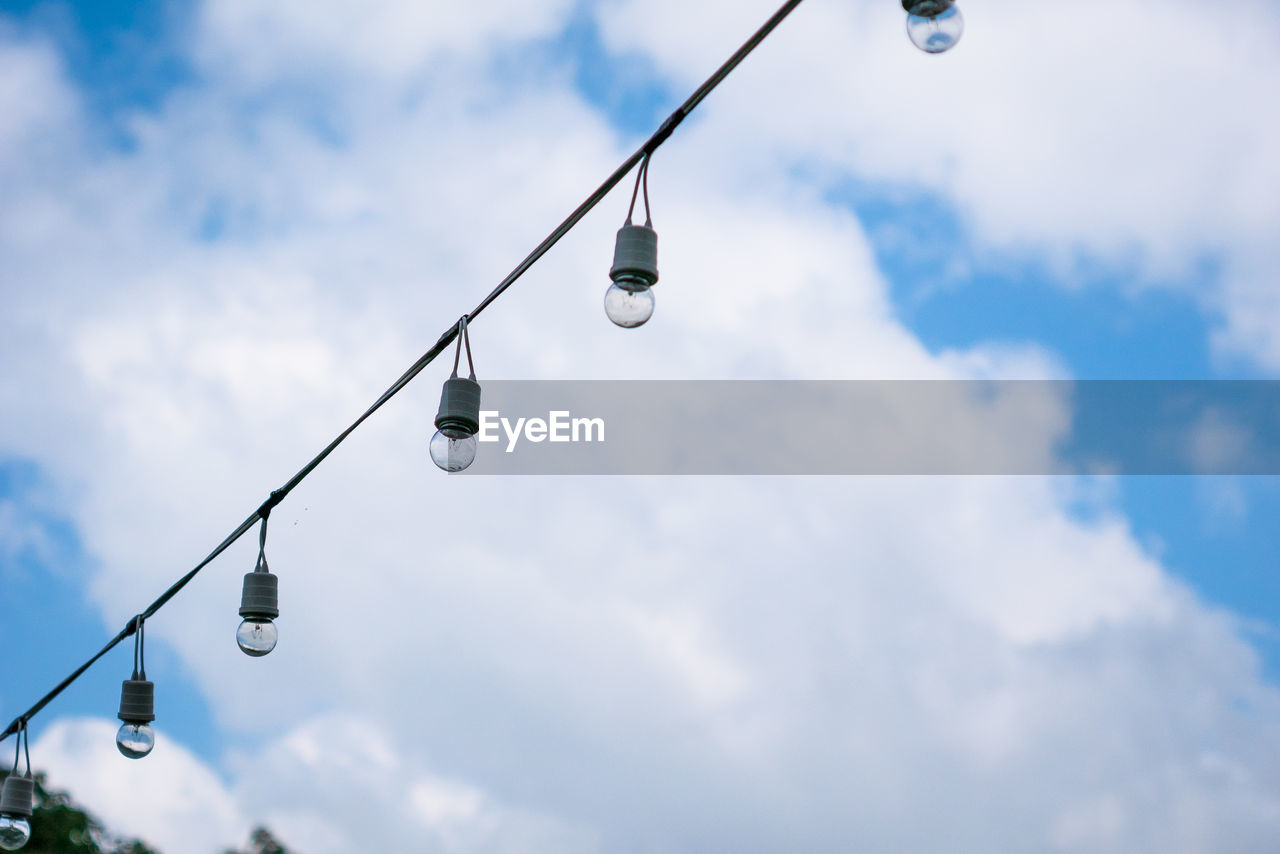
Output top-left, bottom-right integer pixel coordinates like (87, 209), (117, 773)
(902, 0), (953, 15)
(435, 376), (482, 436)
(118, 678), (155, 724)
(240, 571), (280, 619)
(610, 224), (659, 287)
(0, 774), (33, 818)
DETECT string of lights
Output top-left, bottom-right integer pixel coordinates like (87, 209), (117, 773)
(0, 1), (966, 847)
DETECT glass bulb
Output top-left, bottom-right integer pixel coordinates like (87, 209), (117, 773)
(237, 618), (278, 657)
(116, 723), (155, 759)
(906, 6), (963, 54)
(430, 428), (478, 472)
(604, 278), (655, 328)
(0, 816), (30, 851)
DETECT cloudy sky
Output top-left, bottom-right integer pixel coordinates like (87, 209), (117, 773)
(2, 0), (1280, 851)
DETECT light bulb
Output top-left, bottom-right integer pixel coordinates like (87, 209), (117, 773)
(0, 816), (30, 851)
(116, 723), (155, 759)
(0, 774), (33, 852)
(606, 223), (659, 329)
(432, 375), (481, 472)
(604, 278), (655, 328)
(906, 5), (963, 54)
(430, 427), (478, 472)
(237, 618), (278, 656)
(239, 565), (280, 657)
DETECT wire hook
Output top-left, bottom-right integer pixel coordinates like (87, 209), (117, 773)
(131, 615), (146, 680)
(625, 153), (654, 226)
(450, 317), (476, 381)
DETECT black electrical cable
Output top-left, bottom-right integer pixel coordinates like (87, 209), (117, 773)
(464, 0), (804, 322)
(0, 0), (807, 744)
(625, 154), (651, 225)
(9, 723), (30, 777)
(131, 617), (146, 680)
(642, 156), (653, 226)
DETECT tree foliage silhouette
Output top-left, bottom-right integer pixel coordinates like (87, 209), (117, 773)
(222, 827), (293, 854)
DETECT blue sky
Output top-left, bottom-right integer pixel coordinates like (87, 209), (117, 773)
(2, 0), (1280, 852)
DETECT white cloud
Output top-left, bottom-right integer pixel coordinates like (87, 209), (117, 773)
(223, 714), (598, 854)
(33, 716), (597, 854)
(3, 1), (1280, 852)
(195, 0), (576, 85)
(0, 28), (78, 168)
(32, 718), (247, 854)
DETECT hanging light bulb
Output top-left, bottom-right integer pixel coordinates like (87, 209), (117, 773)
(903, 0), (964, 54)
(237, 612), (278, 657)
(0, 726), (34, 852)
(238, 511), (280, 657)
(431, 319), (482, 472)
(117, 684), (156, 759)
(605, 225), (659, 328)
(605, 155), (659, 328)
(0, 774), (33, 852)
(429, 418), (478, 472)
(117, 617), (156, 759)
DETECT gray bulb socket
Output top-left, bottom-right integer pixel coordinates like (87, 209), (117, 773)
(118, 678), (155, 724)
(240, 571), (280, 619)
(902, 0), (954, 15)
(0, 774), (34, 818)
(610, 224), (659, 287)
(435, 376), (482, 436)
